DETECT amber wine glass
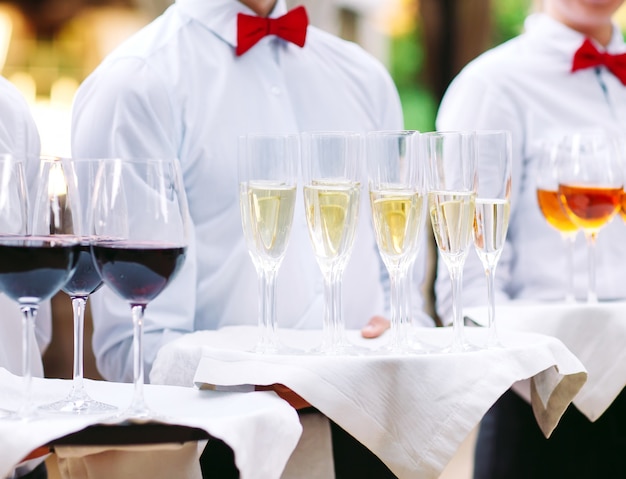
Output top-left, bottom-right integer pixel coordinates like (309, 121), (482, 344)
(556, 131), (623, 303)
(536, 140), (579, 302)
(366, 131), (426, 353)
(301, 131), (362, 355)
(238, 133), (299, 354)
(426, 131), (477, 353)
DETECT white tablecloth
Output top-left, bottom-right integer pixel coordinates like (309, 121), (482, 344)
(466, 300), (626, 421)
(0, 368), (301, 479)
(151, 325), (587, 479)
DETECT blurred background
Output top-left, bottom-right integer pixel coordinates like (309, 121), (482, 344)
(1, 0), (624, 379)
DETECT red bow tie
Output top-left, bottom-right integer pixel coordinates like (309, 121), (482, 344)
(236, 5), (308, 56)
(571, 38), (626, 85)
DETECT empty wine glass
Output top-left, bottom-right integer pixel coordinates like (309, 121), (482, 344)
(472, 131), (512, 349)
(0, 155), (79, 418)
(535, 140), (579, 302)
(366, 130), (427, 354)
(38, 158), (116, 414)
(91, 158), (190, 419)
(556, 131), (622, 303)
(425, 131), (477, 353)
(238, 133), (299, 354)
(301, 131), (362, 355)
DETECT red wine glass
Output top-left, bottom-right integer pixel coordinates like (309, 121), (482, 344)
(0, 155), (79, 418)
(37, 158), (116, 414)
(90, 158), (190, 419)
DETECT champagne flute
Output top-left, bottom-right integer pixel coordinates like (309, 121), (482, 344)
(472, 131), (512, 349)
(91, 158), (190, 419)
(536, 140), (579, 302)
(238, 133), (299, 354)
(38, 158), (116, 414)
(556, 131), (622, 304)
(425, 131), (477, 353)
(366, 130), (427, 353)
(0, 155), (79, 418)
(301, 131), (362, 355)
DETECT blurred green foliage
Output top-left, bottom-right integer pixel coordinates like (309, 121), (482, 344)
(391, 0), (531, 131)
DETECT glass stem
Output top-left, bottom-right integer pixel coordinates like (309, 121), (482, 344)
(388, 267), (408, 351)
(258, 267), (278, 352)
(20, 303), (38, 417)
(564, 234), (576, 303)
(485, 265), (498, 347)
(323, 267), (344, 353)
(70, 296), (87, 396)
(448, 264), (467, 351)
(130, 304), (147, 415)
(586, 232), (598, 304)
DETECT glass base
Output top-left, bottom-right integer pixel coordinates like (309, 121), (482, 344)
(308, 339), (371, 356)
(39, 391), (117, 415)
(252, 340), (304, 356)
(440, 340), (480, 354)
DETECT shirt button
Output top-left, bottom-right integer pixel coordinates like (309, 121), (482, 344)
(270, 86), (281, 96)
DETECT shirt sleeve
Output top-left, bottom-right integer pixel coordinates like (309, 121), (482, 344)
(71, 57), (197, 382)
(435, 69), (523, 324)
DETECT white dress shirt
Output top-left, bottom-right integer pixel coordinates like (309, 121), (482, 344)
(72, 0), (432, 382)
(0, 75), (51, 377)
(435, 13), (626, 323)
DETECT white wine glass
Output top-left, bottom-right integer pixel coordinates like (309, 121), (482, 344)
(425, 131), (477, 353)
(91, 158), (190, 419)
(238, 133), (299, 354)
(556, 131), (622, 304)
(38, 158), (116, 414)
(473, 131), (512, 349)
(301, 131), (362, 355)
(366, 130), (427, 354)
(535, 140), (579, 302)
(0, 155), (79, 419)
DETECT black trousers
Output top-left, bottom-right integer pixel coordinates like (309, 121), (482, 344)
(200, 417), (397, 478)
(474, 388), (626, 479)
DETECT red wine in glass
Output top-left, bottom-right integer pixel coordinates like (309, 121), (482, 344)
(92, 241), (187, 305)
(62, 243), (103, 297)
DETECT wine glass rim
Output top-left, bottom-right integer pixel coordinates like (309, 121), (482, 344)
(301, 130), (363, 138)
(366, 130), (419, 137)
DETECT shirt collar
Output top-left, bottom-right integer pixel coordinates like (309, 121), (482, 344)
(176, 0), (289, 48)
(524, 12), (626, 57)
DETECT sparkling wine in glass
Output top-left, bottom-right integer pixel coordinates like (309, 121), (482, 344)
(556, 131), (622, 304)
(238, 134), (299, 354)
(301, 131), (362, 355)
(472, 131), (512, 349)
(425, 131), (477, 353)
(91, 158), (190, 419)
(366, 130), (427, 353)
(536, 140), (579, 302)
(38, 158), (116, 414)
(0, 155), (79, 418)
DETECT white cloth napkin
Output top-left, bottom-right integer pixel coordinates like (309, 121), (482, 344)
(0, 368), (301, 479)
(151, 325), (587, 479)
(466, 300), (626, 421)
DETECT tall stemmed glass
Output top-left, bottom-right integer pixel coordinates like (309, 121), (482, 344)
(91, 158), (190, 419)
(38, 158), (116, 414)
(366, 131), (426, 353)
(0, 155), (79, 418)
(238, 134), (299, 354)
(425, 131), (477, 353)
(472, 131), (512, 349)
(301, 132), (362, 355)
(556, 131), (622, 304)
(536, 140), (579, 302)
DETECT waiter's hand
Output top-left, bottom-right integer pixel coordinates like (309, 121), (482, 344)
(255, 384), (311, 410)
(361, 315), (390, 338)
